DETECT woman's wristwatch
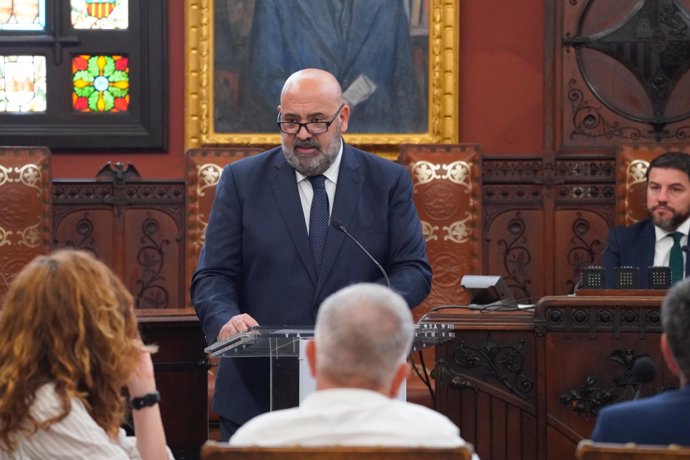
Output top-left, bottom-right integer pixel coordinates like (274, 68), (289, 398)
(129, 391), (160, 410)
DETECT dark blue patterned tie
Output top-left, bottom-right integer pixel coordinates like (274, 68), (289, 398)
(670, 231), (685, 284)
(309, 175), (329, 276)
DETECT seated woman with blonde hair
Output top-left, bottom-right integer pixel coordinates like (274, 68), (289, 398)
(0, 249), (173, 459)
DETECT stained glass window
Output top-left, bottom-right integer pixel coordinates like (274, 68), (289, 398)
(0, 55), (46, 112)
(0, 0), (45, 31)
(73, 55), (129, 112)
(0, 0), (165, 149)
(71, 0), (128, 30)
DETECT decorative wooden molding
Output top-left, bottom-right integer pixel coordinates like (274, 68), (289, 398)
(53, 171), (185, 309)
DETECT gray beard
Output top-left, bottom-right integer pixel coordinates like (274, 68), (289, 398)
(283, 134), (341, 176)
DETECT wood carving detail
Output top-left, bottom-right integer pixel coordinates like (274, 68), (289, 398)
(544, 307), (661, 333)
(53, 174), (184, 308)
(453, 338), (534, 401)
(135, 215), (170, 309)
(560, 349), (661, 418)
(561, 0), (690, 147)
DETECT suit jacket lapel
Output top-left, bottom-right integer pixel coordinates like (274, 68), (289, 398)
(315, 146), (364, 296)
(268, 154), (318, 287)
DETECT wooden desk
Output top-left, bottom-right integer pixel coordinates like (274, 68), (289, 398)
(431, 295), (677, 460)
(137, 308), (208, 460)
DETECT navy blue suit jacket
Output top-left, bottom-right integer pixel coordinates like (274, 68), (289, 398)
(604, 219), (690, 288)
(190, 144), (431, 424)
(591, 385), (690, 446)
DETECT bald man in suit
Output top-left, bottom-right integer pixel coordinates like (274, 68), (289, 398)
(191, 68), (431, 439)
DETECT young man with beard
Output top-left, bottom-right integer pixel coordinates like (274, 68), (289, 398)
(604, 151), (690, 288)
(191, 68), (431, 439)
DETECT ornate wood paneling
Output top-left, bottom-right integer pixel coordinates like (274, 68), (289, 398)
(0, 147), (51, 302)
(536, 295), (673, 460)
(554, 210), (610, 293)
(432, 295), (676, 460)
(433, 311), (536, 460)
(52, 162), (185, 308)
(557, 0), (690, 149)
(482, 155), (616, 300)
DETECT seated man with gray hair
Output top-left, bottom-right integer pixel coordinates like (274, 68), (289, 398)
(229, 283), (474, 454)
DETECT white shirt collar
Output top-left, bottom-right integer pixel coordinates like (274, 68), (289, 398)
(654, 216), (690, 242)
(294, 139), (343, 185)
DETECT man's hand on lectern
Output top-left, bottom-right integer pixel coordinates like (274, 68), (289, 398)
(218, 313), (259, 341)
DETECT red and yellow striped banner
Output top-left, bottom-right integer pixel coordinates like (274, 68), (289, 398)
(86, 1), (116, 20)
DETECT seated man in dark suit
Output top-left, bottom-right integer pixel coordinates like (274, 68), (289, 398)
(591, 276), (690, 445)
(604, 151), (690, 288)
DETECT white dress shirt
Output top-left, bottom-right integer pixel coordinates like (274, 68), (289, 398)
(295, 141), (343, 233)
(230, 387), (477, 458)
(653, 218), (690, 270)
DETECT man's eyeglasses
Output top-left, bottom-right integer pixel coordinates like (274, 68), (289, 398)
(277, 103), (345, 135)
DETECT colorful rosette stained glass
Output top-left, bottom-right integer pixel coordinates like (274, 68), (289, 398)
(72, 55), (129, 112)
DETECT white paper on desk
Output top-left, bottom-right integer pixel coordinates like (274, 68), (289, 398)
(343, 74), (377, 107)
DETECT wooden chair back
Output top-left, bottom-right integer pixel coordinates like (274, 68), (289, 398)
(200, 441), (474, 460)
(398, 144), (482, 318)
(0, 147), (51, 303)
(184, 147), (261, 306)
(576, 440), (690, 460)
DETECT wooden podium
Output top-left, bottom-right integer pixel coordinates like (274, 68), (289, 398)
(137, 309), (208, 460)
(430, 292), (677, 460)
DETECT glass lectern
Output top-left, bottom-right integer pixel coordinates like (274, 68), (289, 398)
(204, 322), (454, 411)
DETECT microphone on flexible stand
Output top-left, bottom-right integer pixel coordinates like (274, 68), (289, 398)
(331, 219), (390, 288)
(632, 356), (657, 400)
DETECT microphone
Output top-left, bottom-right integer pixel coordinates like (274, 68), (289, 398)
(574, 243), (609, 292)
(331, 219), (390, 288)
(632, 356), (657, 400)
(588, 243), (610, 268)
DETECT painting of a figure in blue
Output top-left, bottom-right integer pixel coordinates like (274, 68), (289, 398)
(214, 0), (429, 134)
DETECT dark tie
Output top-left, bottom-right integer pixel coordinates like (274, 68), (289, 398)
(309, 175), (329, 276)
(670, 231), (685, 284)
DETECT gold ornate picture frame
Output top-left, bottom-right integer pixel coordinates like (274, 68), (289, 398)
(185, 0), (459, 152)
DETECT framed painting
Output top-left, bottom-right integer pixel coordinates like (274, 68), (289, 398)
(185, 0), (459, 153)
